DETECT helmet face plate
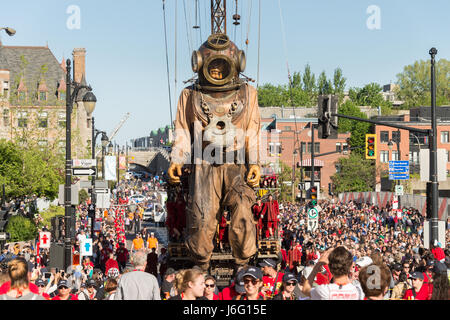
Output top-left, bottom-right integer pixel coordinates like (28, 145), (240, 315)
(191, 33), (246, 88)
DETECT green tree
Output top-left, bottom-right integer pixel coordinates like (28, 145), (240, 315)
(257, 83), (287, 107)
(337, 100), (372, 155)
(333, 67), (346, 98)
(302, 64), (316, 93)
(396, 58), (450, 108)
(5, 215), (38, 242)
(331, 153), (376, 193)
(348, 83), (392, 115)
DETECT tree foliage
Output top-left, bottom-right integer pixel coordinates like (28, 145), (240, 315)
(0, 139), (63, 200)
(331, 153), (376, 193)
(5, 215), (38, 242)
(396, 58), (450, 108)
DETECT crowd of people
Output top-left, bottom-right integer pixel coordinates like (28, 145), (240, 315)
(0, 171), (449, 300)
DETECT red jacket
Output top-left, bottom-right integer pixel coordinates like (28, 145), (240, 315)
(403, 283), (432, 300)
(432, 247), (445, 261)
(262, 200), (279, 222)
(219, 283), (239, 300)
(105, 258), (119, 275)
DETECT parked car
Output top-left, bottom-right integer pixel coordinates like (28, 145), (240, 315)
(143, 208), (153, 222)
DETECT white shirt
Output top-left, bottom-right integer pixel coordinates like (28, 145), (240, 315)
(77, 233), (87, 243)
(310, 282), (361, 300)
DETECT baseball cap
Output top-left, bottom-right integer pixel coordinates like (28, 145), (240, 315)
(432, 261), (447, 275)
(258, 258), (277, 269)
(35, 279), (46, 286)
(356, 256), (373, 268)
(242, 266), (263, 281)
(282, 273), (298, 283)
(165, 268), (176, 276)
(234, 269), (246, 294)
(57, 280), (69, 288)
(86, 279), (97, 287)
(392, 263), (402, 272)
(410, 272), (424, 280)
(426, 259), (435, 267)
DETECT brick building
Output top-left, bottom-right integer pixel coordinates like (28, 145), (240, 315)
(0, 44), (92, 158)
(260, 115), (351, 199)
(374, 106), (450, 195)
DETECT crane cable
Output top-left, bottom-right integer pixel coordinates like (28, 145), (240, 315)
(245, 0), (253, 54)
(162, 0), (174, 130)
(257, 0), (261, 88)
(277, 0), (301, 153)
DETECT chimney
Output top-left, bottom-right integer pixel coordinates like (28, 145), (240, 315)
(72, 48), (86, 83)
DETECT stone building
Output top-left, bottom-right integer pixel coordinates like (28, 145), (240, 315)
(0, 44), (92, 158)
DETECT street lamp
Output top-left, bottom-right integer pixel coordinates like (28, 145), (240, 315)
(64, 59), (96, 271)
(0, 27), (16, 36)
(107, 141), (114, 155)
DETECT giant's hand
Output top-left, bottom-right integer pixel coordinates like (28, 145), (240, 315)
(168, 163), (183, 185)
(246, 165), (261, 188)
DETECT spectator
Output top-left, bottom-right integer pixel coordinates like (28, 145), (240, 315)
(233, 266), (265, 300)
(34, 278), (51, 300)
(272, 273), (297, 300)
(160, 268), (177, 300)
(402, 272), (432, 300)
(147, 232), (159, 252)
(259, 258), (284, 298)
(116, 242), (129, 272)
(430, 261), (449, 300)
(358, 263), (391, 300)
(169, 268), (207, 300)
(302, 247), (362, 300)
(0, 258), (44, 300)
(78, 279), (97, 300)
(390, 271), (411, 300)
(104, 278), (118, 300)
(145, 248), (158, 278)
(219, 268), (246, 300)
(114, 250), (160, 300)
(203, 275), (219, 300)
(130, 233), (144, 253)
(51, 279), (78, 300)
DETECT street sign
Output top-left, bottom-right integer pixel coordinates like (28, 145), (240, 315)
(39, 232), (51, 249)
(307, 207), (319, 219)
(80, 239), (93, 256)
(95, 180), (108, 189)
(389, 161), (409, 180)
(307, 218), (319, 232)
(94, 188), (109, 194)
(72, 168), (96, 176)
(389, 173), (409, 180)
(395, 185), (404, 196)
(72, 159), (96, 168)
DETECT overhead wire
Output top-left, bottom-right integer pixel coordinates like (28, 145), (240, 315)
(257, 0), (261, 88)
(182, 0), (193, 53)
(245, 0), (253, 54)
(162, 0), (174, 130)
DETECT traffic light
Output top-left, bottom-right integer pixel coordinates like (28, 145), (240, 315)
(318, 95), (338, 139)
(365, 134), (377, 160)
(309, 186), (318, 206)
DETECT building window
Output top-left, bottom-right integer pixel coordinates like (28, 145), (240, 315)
(268, 143), (281, 155)
(18, 111), (28, 128)
(441, 131), (449, 143)
(59, 91), (66, 101)
(380, 131), (389, 143)
(38, 140), (48, 151)
(284, 126), (292, 131)
(336, 143), (342, 152)
(392, 150), (399, 161)
(19, 92), (26, 102)
(58, 140), (65, 154)
(343, 142), (348, 152)
(380, 150), (389, 163)
(3, 109), (9, 127)
(39, 91), (47, 101)
(392, 131), (401, 143)
(300, 142), (306, 154)
(38, 111), (48, 128)
(314, 142), (320, 154)
(58, 113), (66, 128)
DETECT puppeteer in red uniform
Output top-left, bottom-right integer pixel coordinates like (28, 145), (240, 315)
(218, 210), (230, 252)
(252, 198), (264, 240)
(262, 194), (279, 239)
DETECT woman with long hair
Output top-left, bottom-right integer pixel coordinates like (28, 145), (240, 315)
(430, 262), (449, 300)
(0, 258), (45, 300)
(203, 275), (219, 300)
(272, 273), (297, 300)
(169, 268), (207, 300)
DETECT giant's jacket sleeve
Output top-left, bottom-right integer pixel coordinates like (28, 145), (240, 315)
(170, 88), (193, 164)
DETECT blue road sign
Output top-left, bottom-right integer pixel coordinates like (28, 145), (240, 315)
(389, 161), (410, 178)
(389, 173), (410, 180)
(81, 239), (93, 256)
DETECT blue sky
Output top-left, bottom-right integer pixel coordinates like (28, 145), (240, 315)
(0, 0), (449, 145)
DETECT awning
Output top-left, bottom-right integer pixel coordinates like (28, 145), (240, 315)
(300, 159), (324, 167)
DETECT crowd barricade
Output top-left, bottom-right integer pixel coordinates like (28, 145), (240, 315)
(338, 191), (448, 221)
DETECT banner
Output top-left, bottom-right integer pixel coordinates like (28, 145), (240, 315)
(104, 156), (117, 181)
(119, 156), (126, 170)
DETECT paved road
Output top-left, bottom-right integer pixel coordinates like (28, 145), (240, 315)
(124, 220), (168, 254)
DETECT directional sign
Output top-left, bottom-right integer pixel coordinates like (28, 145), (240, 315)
(307, 218), (319, 232)
(72, 168), (96, 176)
(72, 159), (96, 168)
(80, 238), (93, 256)
(307, 207), (319, 219)
(94, 188), (109, 194)
(389, 173), (409, 180)
(39, 232), (51, 249)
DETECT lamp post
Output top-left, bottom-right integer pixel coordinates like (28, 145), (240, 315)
(410, 133), (422, 174)
(101, 133), (109, 179)
(64, 59), (96, 271)
(292, 149), (297, 202)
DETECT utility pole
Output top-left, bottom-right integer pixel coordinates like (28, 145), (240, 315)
(429, 47), (439, 246)
(311, 122), (315, 198)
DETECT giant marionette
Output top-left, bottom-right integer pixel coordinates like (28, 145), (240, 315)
(168, 33), (261, 270)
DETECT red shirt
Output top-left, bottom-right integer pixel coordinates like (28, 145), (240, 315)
(403, 283), (432, 300)
(432, 247), (445, 261)
(52, 294), (79, 300)
(262, 272), (284, 298)
(0, 281), (39, 295)
(219, 283), (239, 300)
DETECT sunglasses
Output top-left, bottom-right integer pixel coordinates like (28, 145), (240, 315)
(286, 281), (297, 286)
(38, 285), (46, 288)
(205, 284), (215, 288)
(243, 278), (259, 285)
(59, 286), (69, 289)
